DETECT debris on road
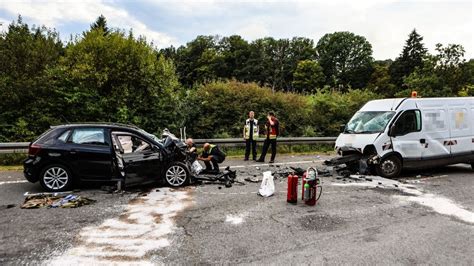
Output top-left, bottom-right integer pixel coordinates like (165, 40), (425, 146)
(194, 166), (243, 187)
(20, 194), (96, 209)
(258, 171), (275, 197)
(244, 177), (260, 183)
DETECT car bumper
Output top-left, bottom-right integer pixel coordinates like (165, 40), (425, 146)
(23, 157), (41, 183)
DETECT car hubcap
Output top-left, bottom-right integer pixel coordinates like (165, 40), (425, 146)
(43, 167), (69, 190)
(381, 160), (396, 175)
(166, 165), (187, 186)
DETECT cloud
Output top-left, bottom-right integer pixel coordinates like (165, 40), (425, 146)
(0, 0), (472, 59)
(0, 0), (176, 47)
(237, 21), (270, 40)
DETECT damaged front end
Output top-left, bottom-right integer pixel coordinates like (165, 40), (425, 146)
(325, 146), (380, 176)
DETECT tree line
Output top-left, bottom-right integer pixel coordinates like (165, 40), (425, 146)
(0, 15), (473, 142)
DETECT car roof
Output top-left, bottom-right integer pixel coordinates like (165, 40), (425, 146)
(51, 123), (141, 130)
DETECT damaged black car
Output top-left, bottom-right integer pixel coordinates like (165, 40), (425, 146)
(24, 123), (191, 192)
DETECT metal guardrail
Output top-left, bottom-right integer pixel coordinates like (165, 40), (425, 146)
(0, 137), (337, 154)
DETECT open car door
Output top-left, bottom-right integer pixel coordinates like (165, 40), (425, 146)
(112, 132), (162, 186)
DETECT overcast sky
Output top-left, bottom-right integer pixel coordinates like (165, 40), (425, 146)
(0, 0), (472, 60)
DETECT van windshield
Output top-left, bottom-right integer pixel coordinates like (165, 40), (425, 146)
(345, 111), (395, 134)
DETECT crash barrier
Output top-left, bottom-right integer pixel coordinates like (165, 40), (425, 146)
(0, 137), (337, 153)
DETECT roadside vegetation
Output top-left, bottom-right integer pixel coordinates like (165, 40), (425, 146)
(1, 15), (473, 142)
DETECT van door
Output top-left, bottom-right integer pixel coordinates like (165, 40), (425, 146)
(390, 110), (423, 160)
(420, 108), (451, 159)
(448, 107), (471, 156)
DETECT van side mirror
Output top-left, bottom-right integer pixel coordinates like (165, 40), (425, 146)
(339, 124), (346, 133)
(388, 125), (396, 137)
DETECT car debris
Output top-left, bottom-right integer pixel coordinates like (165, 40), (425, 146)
(258, 171), (275, 197)
(21, 193), (96, 209)
(193, 166), (243, 188)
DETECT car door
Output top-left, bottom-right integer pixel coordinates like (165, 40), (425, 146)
(67, 127), (114, 180)
(389, 110), (423, 160)
(112, 133), (162, 185)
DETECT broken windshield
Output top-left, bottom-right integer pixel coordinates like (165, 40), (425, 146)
(345, 111), (395, 134)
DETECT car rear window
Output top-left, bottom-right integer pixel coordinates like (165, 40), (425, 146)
(33, 128), (57, 145)
(70, 128), (108, 146)
(57, 130), (71, 143)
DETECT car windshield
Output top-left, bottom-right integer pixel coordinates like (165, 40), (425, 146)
(138, 129), (162, 143)
(345, 111), (395, 134)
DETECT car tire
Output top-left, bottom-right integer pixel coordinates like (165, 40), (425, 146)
(164, 162), (190, 187)
(471, 163), (474, 171)
(39, 164), (73, 192)
(376, 155), (402, 178)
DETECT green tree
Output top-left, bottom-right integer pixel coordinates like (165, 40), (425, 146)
(90, 15), (109, 34)
(0, 16), (64, 141)
(292, 60), (325, 93)
(399, 43), (467, 97)
(218, 35), (251, 80)
(367, 61), (396, 97)
(389, 29), (427, 87)
(51, 27), (183, 133)
(174, 35), (222, 87)
(316, 31), (374, 89)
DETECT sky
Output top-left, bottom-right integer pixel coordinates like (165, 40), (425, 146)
(0, 0), (472, 60)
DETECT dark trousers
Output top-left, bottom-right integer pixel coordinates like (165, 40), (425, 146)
(259, 138), (277, 161)
(245, 139), (257, 160)
(202, 155), (221, 172)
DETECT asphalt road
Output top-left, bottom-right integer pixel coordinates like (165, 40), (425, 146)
(0, 155), (473, 265)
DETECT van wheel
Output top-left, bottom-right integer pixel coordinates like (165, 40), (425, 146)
(376, 155), (402, 178)
(40, 164), (73, 192)
(164, 162), (190, 187)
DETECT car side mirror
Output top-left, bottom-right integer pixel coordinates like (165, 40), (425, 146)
(339, 124), (346, 133)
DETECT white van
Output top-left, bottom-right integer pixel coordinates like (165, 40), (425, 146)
(335, 97), (474, 178)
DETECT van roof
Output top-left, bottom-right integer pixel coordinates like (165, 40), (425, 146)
(360, 98), (405, 111)
(361, 97), (474, 112)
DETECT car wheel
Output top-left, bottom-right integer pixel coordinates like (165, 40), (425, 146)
(471, 163), (474, 170)
(376, 155), (402, 178)
(40, 164), (73, 192)
(165, 162), (190, 187)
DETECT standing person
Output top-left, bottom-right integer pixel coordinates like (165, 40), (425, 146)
(198, 143), (226, 174)
(243, 111), (259, 161)
(256, 112), (279, 163)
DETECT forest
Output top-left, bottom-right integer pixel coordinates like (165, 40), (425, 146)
(0, 15), (473, 142)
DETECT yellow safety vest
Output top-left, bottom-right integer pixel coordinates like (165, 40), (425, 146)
(244, 119), (259, 140)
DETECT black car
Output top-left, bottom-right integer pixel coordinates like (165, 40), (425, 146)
(24, 123), (191, 192)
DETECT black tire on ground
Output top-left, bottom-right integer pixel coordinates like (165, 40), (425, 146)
(39, 164), (74, 192)
(471, 163), (474, 170)
(376, 155), (402, 178)
(164, 162), (190, 187)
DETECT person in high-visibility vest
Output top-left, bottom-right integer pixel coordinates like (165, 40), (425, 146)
(198, 143), (226, 173)
(243, 111), (259, 161)
(256, 111), (279, 163)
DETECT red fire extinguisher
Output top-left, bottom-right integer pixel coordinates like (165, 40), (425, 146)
(287, 173), (298, 204)
(303, 167), (322, 206)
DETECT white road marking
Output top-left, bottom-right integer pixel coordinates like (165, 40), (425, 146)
(48, 187), (193, 265)
(221, 160), (316, 169)
(0, 180), (28, 185)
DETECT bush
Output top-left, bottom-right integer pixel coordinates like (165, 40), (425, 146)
(185, 80), (312, 138)
(309, 89), (381, 136)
